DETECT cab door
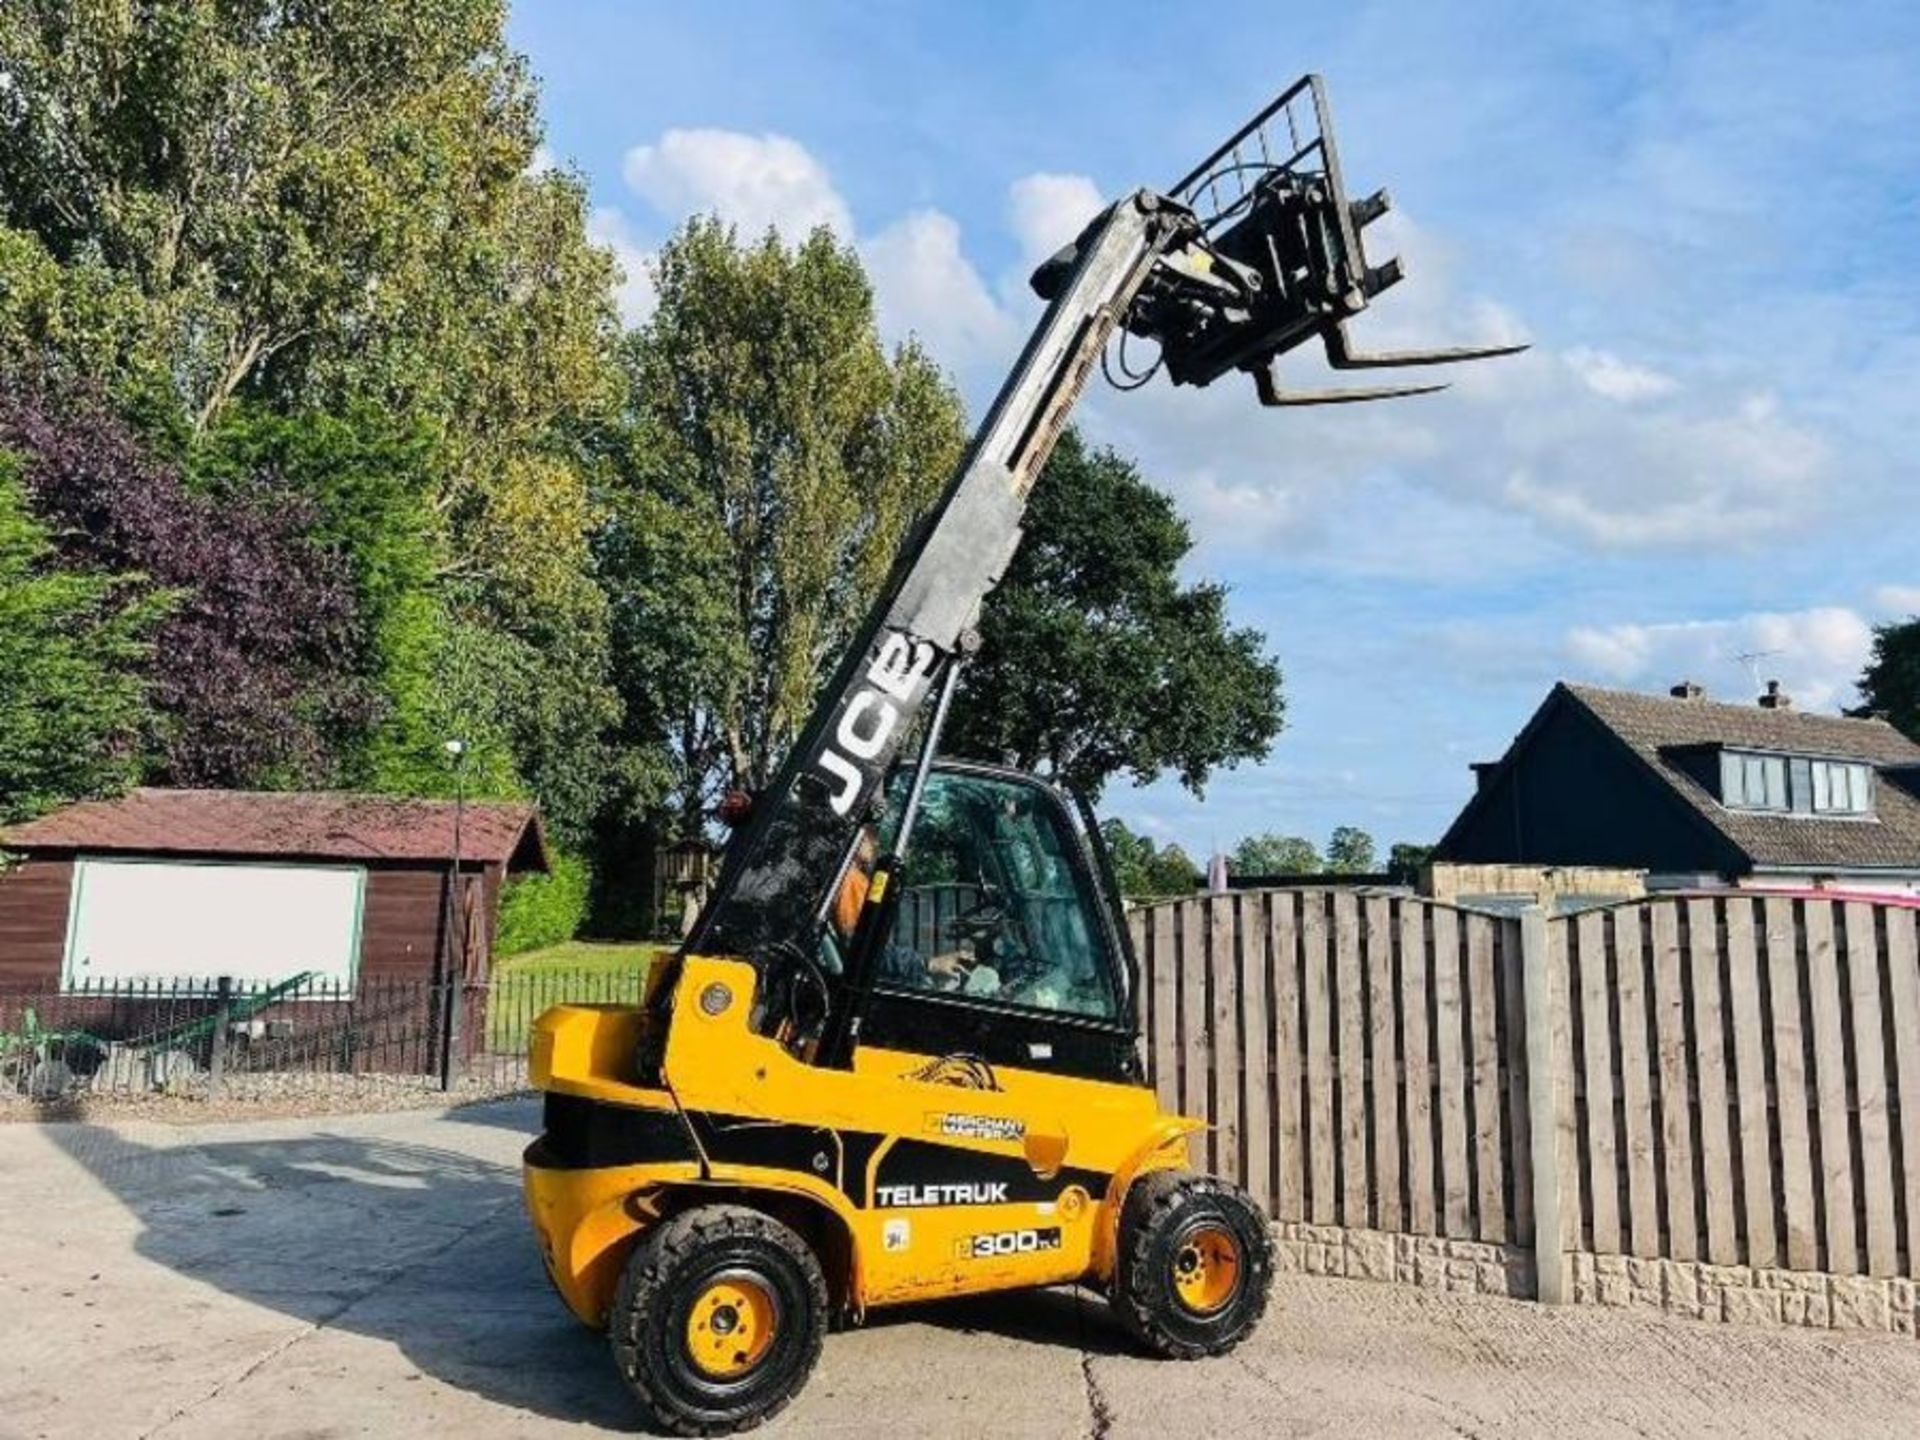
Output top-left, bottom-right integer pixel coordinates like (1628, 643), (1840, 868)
(814, 763), (1165, 1303)
(857, 762), (1141, 1084)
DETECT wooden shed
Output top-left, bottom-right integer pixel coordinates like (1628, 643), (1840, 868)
(0, 788), (548, 994)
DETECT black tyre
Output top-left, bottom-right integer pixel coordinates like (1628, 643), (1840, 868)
(1110, 1170), (1273, 1359)
(609, 1204), (827, 1436)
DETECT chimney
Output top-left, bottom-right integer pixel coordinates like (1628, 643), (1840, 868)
(1669, 680), (1705, 700)
(1759, 679), (1793, 711)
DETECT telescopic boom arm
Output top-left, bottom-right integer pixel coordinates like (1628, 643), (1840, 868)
(681, 75), (1519, 1031)
(684, 193), (1175, 970)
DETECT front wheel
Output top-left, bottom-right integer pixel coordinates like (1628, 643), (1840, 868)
(609, 1204), (827, 1435)
(1110, 1170), (1273, 1359)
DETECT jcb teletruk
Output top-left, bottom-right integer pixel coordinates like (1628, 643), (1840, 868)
(524, 73), (1519, 1434)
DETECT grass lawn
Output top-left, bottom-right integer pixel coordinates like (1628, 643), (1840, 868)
(486, 940), (671, 1052)
(494, 940), (668, 976)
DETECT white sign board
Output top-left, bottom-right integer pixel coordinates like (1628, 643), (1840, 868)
(63, 858), (365, 991)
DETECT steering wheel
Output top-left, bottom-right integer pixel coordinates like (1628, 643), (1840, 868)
(945, 900), (1009, 947)
(948, 892), (1060, 985)
(995, 948), (1056, 997)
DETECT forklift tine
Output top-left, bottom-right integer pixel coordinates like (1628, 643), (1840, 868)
(1321, 319), (1529, 371)
(1253, 363), (1448, 407)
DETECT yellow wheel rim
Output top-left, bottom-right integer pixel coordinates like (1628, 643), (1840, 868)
(684, 1272), (779, 1379)
(1171, 1223), (1242, 1315)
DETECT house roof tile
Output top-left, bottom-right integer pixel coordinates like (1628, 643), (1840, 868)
(1565, 684), (1920, 871)
(0, 789), (549, 871)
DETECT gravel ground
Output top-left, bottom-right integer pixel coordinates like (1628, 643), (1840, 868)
(3, 1099), (1919, 1439)
(0, 1072), (532, 1126)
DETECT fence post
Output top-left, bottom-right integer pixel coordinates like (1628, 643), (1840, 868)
(208, 975), (233, 1102)
(1521, 905), (1570, 1304)
(437, 976), (456, 1092)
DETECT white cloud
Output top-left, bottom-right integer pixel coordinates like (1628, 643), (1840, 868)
(1564, 605), (1873, 711)
(1006, 172), (1105, 270)
(587, 207), (656, 325)
(1082, 206), (1830, 566)
(525, 144), (557, 178)
(1306, 475), (1558, 584)
(863, 210), (1017, 365)
(1128, 811), (1178, 839)
(1564, 624), (1657, 679)
(1167, 465), (1309, 554)
(1873, 585), (1920, 616)
(598, 133), (1835, 576)
(622, 128), (852, 239)
(610, 128), (1016, 364)
(1495, 387), (1827, 547)
(1564, 346), (1679, 401)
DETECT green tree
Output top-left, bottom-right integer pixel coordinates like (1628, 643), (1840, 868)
(181, 404), (596, 822)
(0, 1), (622, 439)
(187, 406), (446, 766)
(1388, 842), (1434, 881)
(1098, 818), (1201, 899)
(0, 2), (625, 856)
(1144, 842), (1202, 896)
(1099, 818), (1159, 898)
(3, 379), (374, 789)
(0, 227), (176, 420)
(945, 429), (1283, 799)
(1854, 618), (1920, 742)
(595, 462), (744, 838)
(1326, 825), (1378, 874)
(1231, 832), (1321, 877)
(0, 452), (169, 821)
(495, 850), (592, 957)
(611, 218), (967, 829)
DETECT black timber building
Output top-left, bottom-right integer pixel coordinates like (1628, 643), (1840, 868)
(1435, 682), (1920, 897)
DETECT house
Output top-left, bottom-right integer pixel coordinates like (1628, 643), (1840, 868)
(1434, 681), (1920, 897)
(0, 788), (549, 993)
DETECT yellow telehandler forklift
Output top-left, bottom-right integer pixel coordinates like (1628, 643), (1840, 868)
(525, 74), (1519, 1434)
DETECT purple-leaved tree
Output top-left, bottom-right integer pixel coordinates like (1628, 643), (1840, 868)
(0, 380), (373, 787)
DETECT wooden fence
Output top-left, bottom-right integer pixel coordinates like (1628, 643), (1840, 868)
(1129, 889), (1920, 1286)
(1128, 889), (1531, 1249)
(1552, 894), (1920, 1279)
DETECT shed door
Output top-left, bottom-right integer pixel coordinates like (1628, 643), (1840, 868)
(63, 858), (365, 990)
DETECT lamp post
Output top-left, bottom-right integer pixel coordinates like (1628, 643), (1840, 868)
(439, 738), (468, 1091)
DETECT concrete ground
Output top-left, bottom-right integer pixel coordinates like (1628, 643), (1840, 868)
(3, 1101), (1919, 1440)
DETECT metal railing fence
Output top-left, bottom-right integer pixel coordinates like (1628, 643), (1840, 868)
(0, 965), (651, 1101)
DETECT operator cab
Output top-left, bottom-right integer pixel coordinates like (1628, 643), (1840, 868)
(803, 760), (1141, 1084)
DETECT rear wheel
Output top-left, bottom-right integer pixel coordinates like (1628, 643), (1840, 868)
(609, 1205), (827, 1435)
(1111, 1170), (1272, 1359)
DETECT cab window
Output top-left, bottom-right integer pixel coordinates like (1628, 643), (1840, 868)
(872, 770), (1121, 1022)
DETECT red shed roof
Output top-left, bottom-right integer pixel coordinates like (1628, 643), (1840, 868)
(0, 789), (549, 871)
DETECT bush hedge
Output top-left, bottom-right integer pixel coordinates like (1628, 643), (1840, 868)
(495, 849), (591, 957)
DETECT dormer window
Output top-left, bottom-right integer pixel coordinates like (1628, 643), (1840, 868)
(1717, 750), (1875, 816)
(1721, 751), (1787, 810)
(1809, 759), (1872, 815)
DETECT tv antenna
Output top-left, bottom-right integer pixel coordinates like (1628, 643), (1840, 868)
(1732, 647), (1784, 692)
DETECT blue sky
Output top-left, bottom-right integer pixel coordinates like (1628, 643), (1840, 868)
(510, 1), (1920, 863)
